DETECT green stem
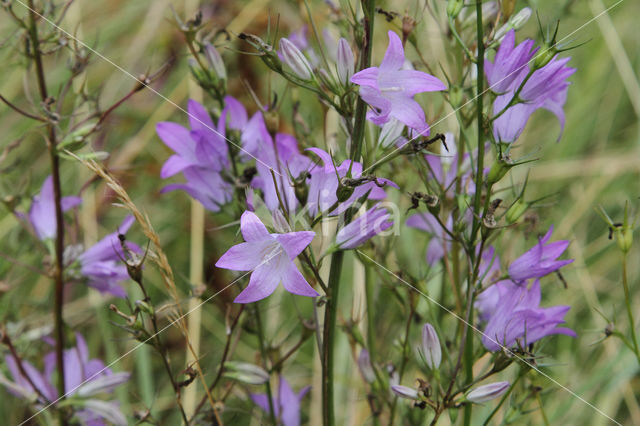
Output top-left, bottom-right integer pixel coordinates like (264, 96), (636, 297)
(622, 254), (640, 363)
(322, 250), (345, 426)
(465, 5), (485, 425)
(255, 304), (277, 426)
(349, 0), (376, 162)
(470, 0), (486, 247)
(27, 3), (67, 422)
(365, 265), (376, 360)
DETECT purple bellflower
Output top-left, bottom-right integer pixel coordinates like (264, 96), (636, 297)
(508, 226), (573, 282)
(486, 30), (575, 142)
(351, 31), (446, 134)
(215, 211), (318, 303)
(476, 279), (576, 351)
(157, 99), (233, 211)
(305, 147), (397, 217)
(335, 204), (393, 249)
(251, 375), (310, 426)
(28, 176), (82, 241)
(77, 215), (140, 298)
(466, 381), (510, 404)
(3, 333), (130, 425)
(252, 132), (312, 213)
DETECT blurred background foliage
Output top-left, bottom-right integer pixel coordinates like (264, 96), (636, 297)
(0, 0), (638, 424)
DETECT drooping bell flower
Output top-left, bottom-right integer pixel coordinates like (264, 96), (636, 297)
(28, 175), (82, 241)
(76, 215), (140, 298)
(215, 211), (318, 303)
(476, 279), (576, 351)
(351, 31), (446, 134)
(334, 204), (393, 249)
(3, 333), (130, 425)
(305, 147), (397, 217)
(508, 225), (573, 282)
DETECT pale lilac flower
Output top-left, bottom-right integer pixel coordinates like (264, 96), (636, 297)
(3, 333), (129, 425)
(351, 31), (446, 134)
(466, 381), (510, 403)
(157, 99), (233, 211)
(484, 29), (536, 94)
(77, 215), (139, 298)
(28, 176), (82, 241)
(487, 30), (575, 142)
(305, 147), (396, 217)
(251, 132), (312, 212)
(251, 376), (310, 426)
(421, 323), (441, 370)
(476, 279), (576, 351)
(215, 211), (318, 303)
(508, 226), (573, 282)
(335, 204), (393, 249)
(157, 99), (228, 176)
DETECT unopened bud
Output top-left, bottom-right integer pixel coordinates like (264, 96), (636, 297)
(449, 86), (463, 108)
(447, 0), (464, 19)
(391, 385), (419, 400)
(421, 323), (441, 370)
(223, 362), (269, 385)
(358, 349), (376, 383)
(203, 42), (226, 81)
(505, 199), (528, 223)
(336, 38), (354, 85)
(487, 159), (511, 184)
(466, 381), (510, 403)
(279, 38), (313, 80)
(494, 8), (532, 41)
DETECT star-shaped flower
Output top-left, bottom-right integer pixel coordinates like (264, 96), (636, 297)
(351, 31), (446, 134)
(216, 211), (318, 303)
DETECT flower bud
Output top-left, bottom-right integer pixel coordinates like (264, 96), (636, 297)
(203, 42), (226, 81)
(494, 7), (533, 42)
(358, 349), (376, 383)
(447, 0), (464, 19)
(391, 385), (419, 400)
(279, 38), (313, 80)
(336, 38), (354, 85)
(505, 199), (528, 224)
(449, 86), (463, 108)
(223, 362), (269, 385)
(421, 323), (442, 370)
(487, 159), (511, 184)
(466, 381), (510, 403)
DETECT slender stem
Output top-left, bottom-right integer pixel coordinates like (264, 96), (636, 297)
(470, 0), (486, 247)
(364, 265), (376, 361)
(322, 250), (345, 426)
(622, 254), (640, 363)
(349, 0), (376, 162)
(27, 2), (67, 418)
(0, 93), (46, 121)
(255, 304), (277, 426)
(389, 302), (415, 425)
(463, 4), (485, 424)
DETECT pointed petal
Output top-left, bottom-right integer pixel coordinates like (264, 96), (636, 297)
(160, 155), (194, 178)
(156, 122), (196, 159)
(275, 231), (315, 259)
(350, 67), (379, 87)
(187, 99), (215, 132)
(234, 262), (282, 303)
(241, 211), (271, 242)
(216, 241), (270, 271)
(281, 262), (319, 297)
(380, 31), (404, 72)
